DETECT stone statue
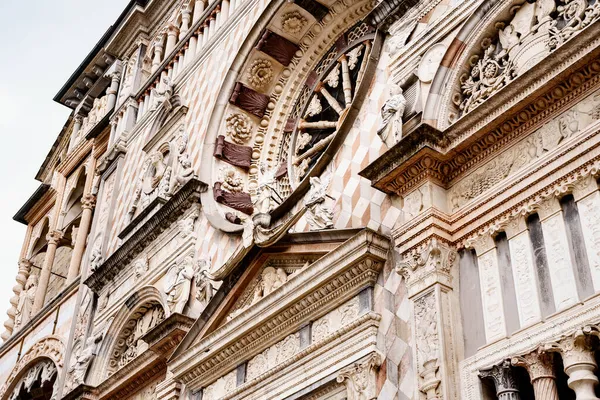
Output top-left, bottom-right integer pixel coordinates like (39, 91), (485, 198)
(260, 267), (288, 297)
(14, 274), (38, 329)
(143, 152), (167, 195)
(377, 84), (406, 144)
(88, 241), (103, 273)
(68, 332), (103, 390)
(165, 256), (196, 313)
(255, 164), (277, 215)
(195, 266), (215, 308)
(170, 129), (195, 195)
(150, 76), (174, 111)
(305, 177), (334, 230)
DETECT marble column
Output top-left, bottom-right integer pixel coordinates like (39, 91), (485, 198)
(32, 230), (63, 313)
(66, 195), (96, 282)
(152, 35), (165, 73)
(336, 353), (382, 400)
(106, 70), (121, 110)
(511, 349), (558, 400)
(165, 25), (179, 56)
(2, 259), (32, 339)
(179, 9), (191, 39)
(479, 360), (521, 400)
(192, 0), (206, 24)
(544, 327), (600, 400)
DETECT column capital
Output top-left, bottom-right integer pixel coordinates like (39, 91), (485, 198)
(46, 230), (64, 246)
(336, 353), (382, 400)
(573, 174), (599, 201)
(479, 360), (520, 399)
(511, 348), (555, 381)
(465, 233), (495, 255)
(81, 194), (97, 210)
(396, 238), (456, 295)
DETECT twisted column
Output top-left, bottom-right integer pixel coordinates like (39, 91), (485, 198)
(512, 349), (558, 400)
(32, 230), (63, 313)
(544, 327), (600, 400)
(1, 259), (32, 339)
(479, 360), (521, 400)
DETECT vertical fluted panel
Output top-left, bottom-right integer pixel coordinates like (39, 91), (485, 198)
(533, 378), (559, 400)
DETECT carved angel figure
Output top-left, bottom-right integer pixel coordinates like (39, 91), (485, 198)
(377, 84), (406, 143)
(68, 332), (103, 390)
(260, 267), (288, 297)
(305, 177), (334, 230)
(165, 256), (196, 313)
(169, 130), (195, 195)
(14, 274), (38, 329)
(150, 76), (175, 111)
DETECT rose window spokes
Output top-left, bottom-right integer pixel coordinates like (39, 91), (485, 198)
(289, 39), (372, 184)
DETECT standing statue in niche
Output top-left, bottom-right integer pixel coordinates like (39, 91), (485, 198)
(377, 84), (406, 144)
(305, 177), (334, 230)
(169, 129), (195, 195)
(67, 332), (103, 391)
(14, 274), (38, 329)
(165, 256), (196, 313)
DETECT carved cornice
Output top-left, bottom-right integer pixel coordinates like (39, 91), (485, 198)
(169, 229), (389, 388)
(361, 43), (600, 197)
(84, 178), (207, 293)
(142, 312), (194, 353)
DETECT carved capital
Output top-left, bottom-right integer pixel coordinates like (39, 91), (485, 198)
(511, 348), (555, 381)
(479, 360), (520, 399)
(46, 230), (64, 246)
(81, 194), (97, 210)
(336, 353), (382, 400)
(396, 238), (456, 293)
(465, 233), (495, 255)
(543, 327), (597, 368)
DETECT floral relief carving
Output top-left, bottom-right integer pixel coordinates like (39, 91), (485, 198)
(455, 0), (600, 118)
(225, 113), (253, 144)
(478, 249), (506, 342)
(281, 11), (308, 35)
(220, 167), (244, 193)
(247, 59), (274, 90)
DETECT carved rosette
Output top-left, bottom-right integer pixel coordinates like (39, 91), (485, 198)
(336, 353), (382, 400)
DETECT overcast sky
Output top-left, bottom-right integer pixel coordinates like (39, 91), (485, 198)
(0, 1), (125, 335)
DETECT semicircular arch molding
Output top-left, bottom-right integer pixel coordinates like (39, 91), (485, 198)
(91, 285), (168, 382)
(199, 0), (380, 232)
(424, 0), (600, 130)
(0, 336), (65, 400)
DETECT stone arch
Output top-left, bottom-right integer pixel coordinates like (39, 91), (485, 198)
(199, 0), (381, 232)
(27, 216), (51, 259)
(91, 286), (168, 383)
(0, 336), (65, 400)
(424, 0), (600, 130)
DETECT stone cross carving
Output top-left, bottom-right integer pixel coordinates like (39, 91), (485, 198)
(377, 84), (406, 144)
(479, 360), (521, 400)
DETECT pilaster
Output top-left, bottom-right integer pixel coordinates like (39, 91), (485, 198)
(396, 238), (459, 400)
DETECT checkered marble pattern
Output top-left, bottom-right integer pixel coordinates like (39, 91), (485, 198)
(104, 0), (268, 269)
(292, 48), (404, 236)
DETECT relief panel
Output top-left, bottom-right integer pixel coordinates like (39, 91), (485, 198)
(508, 231), (542, 327)
(478, 249), (506, 342)
(577, 191), (600, 292)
